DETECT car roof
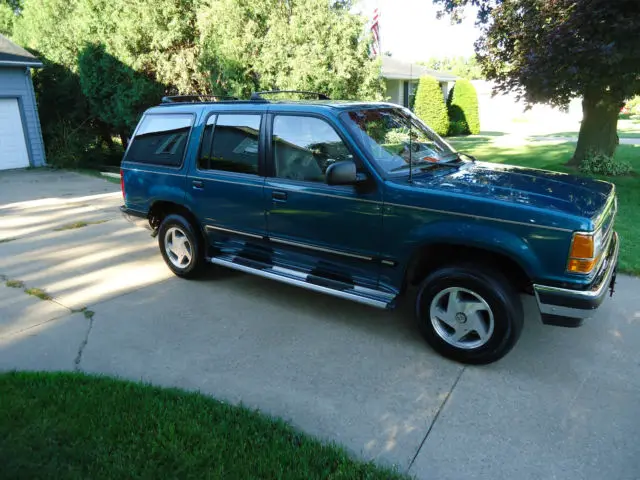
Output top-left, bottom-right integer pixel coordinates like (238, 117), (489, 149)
(144, 100), (400, 116)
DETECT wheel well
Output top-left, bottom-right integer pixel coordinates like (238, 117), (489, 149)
(148, 201), (202, 238)
(406, 243), (533, 294)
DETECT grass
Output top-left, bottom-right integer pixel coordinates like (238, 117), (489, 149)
(0, 372), (407, 480)
(2, 277), (53, 300)
(54, 219), (110, 231)
(533, 118), (640, 139)
(536, 130), (640, 139)
(24, 287), (52, 301)
(448, 137), (640, 275)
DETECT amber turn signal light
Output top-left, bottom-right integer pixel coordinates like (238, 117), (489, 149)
(567, 257), (599, 274)
(569, 233), (594, 259)
(567, 232), (600, 274)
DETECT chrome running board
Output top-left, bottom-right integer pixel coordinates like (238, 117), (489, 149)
(208, 254), (395, 309)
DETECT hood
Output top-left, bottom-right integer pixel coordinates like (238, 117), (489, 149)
(400, 162), (614, 221)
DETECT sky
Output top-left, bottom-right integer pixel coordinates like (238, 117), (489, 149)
(353, 0), (481, 62)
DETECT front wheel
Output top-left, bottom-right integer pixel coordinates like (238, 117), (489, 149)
(415, 264), (524, 364)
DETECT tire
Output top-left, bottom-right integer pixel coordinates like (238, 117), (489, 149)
(158, 214), (206, 279)
(415, 263), (524, 365)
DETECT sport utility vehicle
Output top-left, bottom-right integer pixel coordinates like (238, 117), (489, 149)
(121, 92), (619, 364)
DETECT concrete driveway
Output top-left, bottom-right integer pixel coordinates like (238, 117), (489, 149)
(1, 169), (639, 479)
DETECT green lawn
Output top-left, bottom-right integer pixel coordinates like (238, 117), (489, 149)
(533, 118), (640, 139)
(448, 137), (640, 276)
(0, 372), (408, 480)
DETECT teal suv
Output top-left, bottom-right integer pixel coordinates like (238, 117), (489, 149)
(121, 92), (619, 364)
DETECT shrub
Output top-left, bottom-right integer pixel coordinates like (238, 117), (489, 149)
(448, 119), (468, 137)
(625, 95), (640, 114)
(447, 78), (480, 135)
(579, 151), (632, 176)
(413, 75), (449, 136)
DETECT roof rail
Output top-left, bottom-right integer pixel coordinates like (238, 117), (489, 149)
(250, 90), (330, 101)
(161, 95), (239, 104)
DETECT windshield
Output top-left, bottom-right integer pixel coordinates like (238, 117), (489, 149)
(339, 108), (458, 174)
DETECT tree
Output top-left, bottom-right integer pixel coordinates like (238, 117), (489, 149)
(257, 0), (383, 100)
(447, 78), (480, 135)
(0, 1), (18, 36)
(197, 0), (383, 100)
(414, 75), (449, 136)
(422, 56), (483, 80)
(78, 44), (162, 148)
(433, 0), (640, 166)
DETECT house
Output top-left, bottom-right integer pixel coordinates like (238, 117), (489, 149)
(0, 34), (46, 170)
(381, 56), (457, 108)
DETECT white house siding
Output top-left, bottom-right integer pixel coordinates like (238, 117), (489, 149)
(0, 67), (46, 167)
(385, 79), (402, 105)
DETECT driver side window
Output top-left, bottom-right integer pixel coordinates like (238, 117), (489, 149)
(272, 115), (352, 183)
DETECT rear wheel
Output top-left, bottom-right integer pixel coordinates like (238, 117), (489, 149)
(415, 263), (524, 364)
(158, 214), (205, 278)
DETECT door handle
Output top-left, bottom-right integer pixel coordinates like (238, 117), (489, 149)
(192, 180), (204, 189)
(272, 191), (287, 202)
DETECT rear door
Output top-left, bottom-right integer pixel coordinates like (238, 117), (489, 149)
(186, 112), (267, 250)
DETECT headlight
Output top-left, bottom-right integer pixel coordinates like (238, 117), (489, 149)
(567, 230), (604, 274)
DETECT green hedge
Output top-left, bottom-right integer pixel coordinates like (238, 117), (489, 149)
(447, 78), (480, 135)
(413, 75), (449, 136)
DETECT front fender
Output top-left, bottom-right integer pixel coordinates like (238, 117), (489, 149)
(402, 219), (544, 280)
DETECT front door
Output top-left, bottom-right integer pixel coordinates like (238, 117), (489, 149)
(187, 113), (267, 251)
(264, 114), (383, 289)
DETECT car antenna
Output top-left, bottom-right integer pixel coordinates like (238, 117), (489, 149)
(408, 63), (413, 183)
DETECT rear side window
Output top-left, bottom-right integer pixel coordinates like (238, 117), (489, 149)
(198, 114), (261, 174)
(125, 114), (193, 167)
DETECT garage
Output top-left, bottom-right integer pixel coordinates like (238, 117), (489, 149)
(0, 34), (46, 171)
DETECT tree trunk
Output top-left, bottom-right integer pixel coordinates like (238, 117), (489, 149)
(119, 131), (129, 151)
(567, 92), (621, 167)
(98, 122), (115, 150)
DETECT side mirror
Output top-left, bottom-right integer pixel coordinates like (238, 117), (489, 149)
(326, 160), (363, 186)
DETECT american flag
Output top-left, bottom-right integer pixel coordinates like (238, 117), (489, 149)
(371, 8), (380, 56)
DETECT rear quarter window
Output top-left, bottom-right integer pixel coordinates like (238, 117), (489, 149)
(124, 114), (194, 167)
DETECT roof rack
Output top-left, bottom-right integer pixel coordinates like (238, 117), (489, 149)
(250, 90), (330, 101)
(161, 95), (240, 104)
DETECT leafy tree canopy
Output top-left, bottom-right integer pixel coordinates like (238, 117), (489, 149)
(421, 55), (483, 80)
(78, 43), (162, 142)
(197, 0), (383, 100)
(0, 0), (19, 36)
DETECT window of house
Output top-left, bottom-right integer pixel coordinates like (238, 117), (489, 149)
(198, 114), (261, 174)
(125, 114), (193, 166)
(272, 116), (352, 183)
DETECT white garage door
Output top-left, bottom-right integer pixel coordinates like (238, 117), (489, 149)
(0, 98), (30, 170)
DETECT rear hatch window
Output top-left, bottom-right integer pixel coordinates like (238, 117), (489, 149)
(124, 114), (194, 167)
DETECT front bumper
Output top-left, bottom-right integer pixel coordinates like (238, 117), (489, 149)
(120, 206), (152, 231)
(533, 231), (619, 327)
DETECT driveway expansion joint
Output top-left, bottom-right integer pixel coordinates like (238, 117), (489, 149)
(407, 366), (466, 472)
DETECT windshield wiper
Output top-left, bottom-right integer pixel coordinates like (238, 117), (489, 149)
(389, 161), (458, 173)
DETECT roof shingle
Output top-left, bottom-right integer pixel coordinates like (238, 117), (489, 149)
(0, 34), (42, 67)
